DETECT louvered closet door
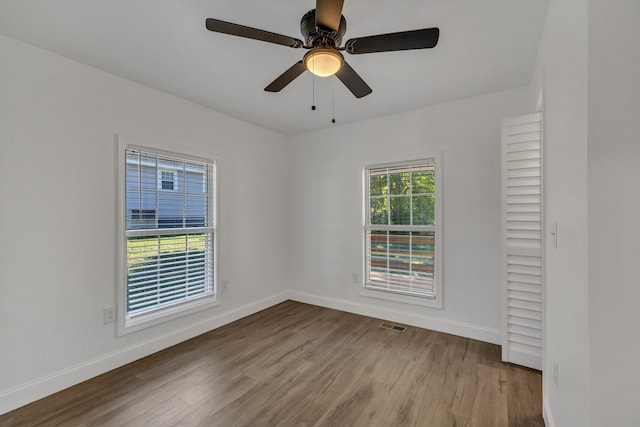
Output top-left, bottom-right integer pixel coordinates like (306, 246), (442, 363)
(501, 112), (543, 370)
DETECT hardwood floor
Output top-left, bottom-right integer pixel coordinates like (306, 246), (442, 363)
(0, 301), (544, 426)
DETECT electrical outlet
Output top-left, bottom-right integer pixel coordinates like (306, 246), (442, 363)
(351, 273), (359, 284)
(221, 280), (229, 292)
(553, 360), (559, 389)
(103, 307), (116, 324)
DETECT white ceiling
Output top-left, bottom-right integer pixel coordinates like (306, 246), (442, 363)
(0, 0), (549, 135)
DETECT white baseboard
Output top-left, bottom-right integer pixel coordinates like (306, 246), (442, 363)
(0, 292), (290, 416)
(543, 398), (555, 427)
(507, 350), (542, 371)
(288, 291), (502, 345)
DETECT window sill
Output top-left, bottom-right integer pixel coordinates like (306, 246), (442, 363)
(117, 295), (219, 336)
(359, 288), (443, 309)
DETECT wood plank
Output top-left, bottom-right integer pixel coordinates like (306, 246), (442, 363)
(371, 234), (435, 245)
(470, 364), (509, 427)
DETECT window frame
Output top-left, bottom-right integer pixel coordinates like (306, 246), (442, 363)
(116, 137), (218, 335)
(361, 154), (443, 309)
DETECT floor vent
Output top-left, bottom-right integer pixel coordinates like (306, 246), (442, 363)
(380, 322), (407, 332)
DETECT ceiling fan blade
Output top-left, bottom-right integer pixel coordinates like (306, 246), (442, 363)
(316, 0), (344, 32)
(345, 28), (440, 54)
(206, 18), (303, 48)
(335, 61), (372, 98)
(264, 61), (307, 92)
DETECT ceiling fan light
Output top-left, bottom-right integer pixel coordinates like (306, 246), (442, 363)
(304, 49), (344, 77)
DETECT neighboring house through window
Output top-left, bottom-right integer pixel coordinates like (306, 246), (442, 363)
(363, 156), (442, 306)
(119, 142), (217, 333)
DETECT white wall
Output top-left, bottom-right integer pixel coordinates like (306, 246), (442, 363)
(0, 35), (291, 413)
(588, 1), (640, 425)
(530, 0), (590, 425)
(287, 88), (530, 344)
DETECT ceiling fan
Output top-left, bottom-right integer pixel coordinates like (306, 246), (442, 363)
(205, 0), (439, 98)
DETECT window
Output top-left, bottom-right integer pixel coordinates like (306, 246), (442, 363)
(160, 171), (175, 190)
(364, 157), (441, 303)
(120, 144), (216, 332)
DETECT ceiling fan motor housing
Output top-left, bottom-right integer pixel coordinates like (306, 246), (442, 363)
(300, 9), (347, 48)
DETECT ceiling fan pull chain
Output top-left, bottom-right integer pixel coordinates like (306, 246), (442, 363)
(331, 87), (336, 124)
(311, 57), (317, 111)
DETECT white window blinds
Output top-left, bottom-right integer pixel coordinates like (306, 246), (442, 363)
(365, 160), (439, 298)
(124, 148), (215, 317)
